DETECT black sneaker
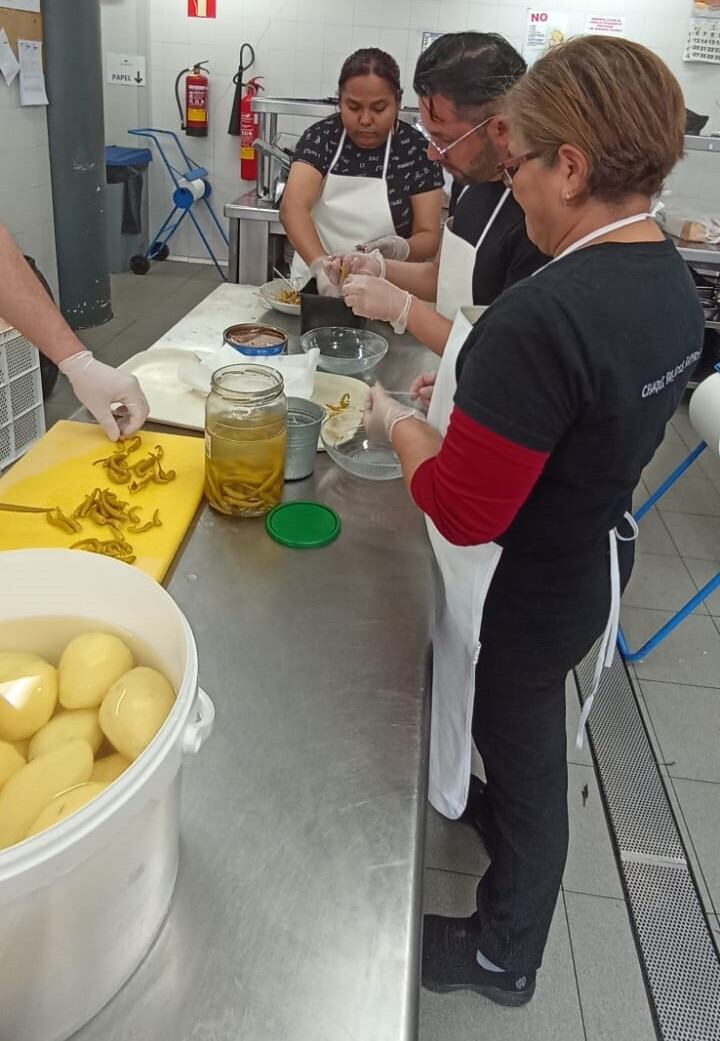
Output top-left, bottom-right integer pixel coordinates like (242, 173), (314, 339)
(461, 775), (499, 859)
(422, 914), (536, 1007)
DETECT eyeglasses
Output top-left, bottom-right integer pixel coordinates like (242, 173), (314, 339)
(496, 151), (540, 189)
(416, 115), (493, 158)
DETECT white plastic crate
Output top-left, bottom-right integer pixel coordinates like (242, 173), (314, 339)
(0, 326), (46, 470)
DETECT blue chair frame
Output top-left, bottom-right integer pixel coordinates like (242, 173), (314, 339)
(618, 438), (720, 661)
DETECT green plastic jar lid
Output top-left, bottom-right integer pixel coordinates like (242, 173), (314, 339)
(265, 501), (341, 549)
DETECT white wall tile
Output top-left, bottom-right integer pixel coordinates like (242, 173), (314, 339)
(437, 2), (469, 33)
(379, 28), (410, 65)
(411, 2), (440, 31)
(352, 25), (382, 50)
(466, 4), (500, 31)
(323, 24), (355, 54)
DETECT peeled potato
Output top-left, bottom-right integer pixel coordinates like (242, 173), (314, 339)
(0, 739), (94, 849)
(11, 739), (29, 759)
(28, 708), (104, 760)
(99, 667), (175, 761)
(0, 740), (25, 790)
(26, 781), (108, 839)
(59, 633), (134, 710)
(0, 652), (58, 742)
(91, 753), (130, 784)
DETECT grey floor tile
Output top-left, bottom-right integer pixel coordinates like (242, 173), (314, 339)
(662, 512), (720, 561)
(424, 806), (489, 877)
(660, 774), (718, 919)
(684, 557), (720, 617)
(640, 680), (720, 782)
(671, 406), (700, 450)
(656, 476), (720, 516)
(672, 778), (720, 914)
(564, 891), (655, 1041)
(419, 870), (585, 1041)
(634, 510), (678, 557)
(621, 606), (720, 687)
(564, 763), (623, 900)
(622, 552), (703, 612)
(697, 446), (720, 482)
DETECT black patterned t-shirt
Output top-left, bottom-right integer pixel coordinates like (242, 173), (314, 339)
(292, 114), (444, 238)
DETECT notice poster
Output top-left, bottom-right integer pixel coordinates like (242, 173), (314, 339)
(684, 0), (720, 62)
(188, 0), (216, 17)
(523, 10), (570, 66)
(585, 14), (626, 34)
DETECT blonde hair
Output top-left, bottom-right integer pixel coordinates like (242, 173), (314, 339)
(505, 36), (685, 200)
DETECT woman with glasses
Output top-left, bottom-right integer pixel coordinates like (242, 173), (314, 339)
(364, 37), (703, 1006)
(279, 48), (444, 296)
(334, 33), (546, 352)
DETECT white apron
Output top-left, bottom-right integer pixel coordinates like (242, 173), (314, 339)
(427, 210), (651, 818)
(290, 130), (396, 286)
(435, 186), (511, 320)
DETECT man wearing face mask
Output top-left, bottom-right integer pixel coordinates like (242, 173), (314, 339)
(335, 32), (547, 356)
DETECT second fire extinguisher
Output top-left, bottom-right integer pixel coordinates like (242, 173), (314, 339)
(240, 76), (264, 180)
(175, 60), (210, 137)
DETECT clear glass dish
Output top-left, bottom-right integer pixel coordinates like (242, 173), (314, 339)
(300, 326), (388, 376)
(320, 406), (401, 481)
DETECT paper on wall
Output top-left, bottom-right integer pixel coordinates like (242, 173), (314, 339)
(18, 38), (47, 106)
(522, 10), (570, 66)
(585, 14), (625, 34)
(0, 28), (20, 86)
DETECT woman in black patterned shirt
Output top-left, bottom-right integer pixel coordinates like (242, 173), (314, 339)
(280, 48), (444, 295)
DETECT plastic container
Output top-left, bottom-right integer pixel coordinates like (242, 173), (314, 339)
(284, 397), (325, 480)
(0, 326), (45, 471)
(320, 406), (402, 480)
(0, 548), (214, 1041)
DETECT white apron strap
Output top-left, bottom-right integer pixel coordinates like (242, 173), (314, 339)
(475, 187), (510, 253)
(576, 511), (639, 748)
(381, 130), (393, 180)
(327, 130), (347, 175)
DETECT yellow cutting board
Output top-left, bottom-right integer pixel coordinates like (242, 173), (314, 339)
(0, 421), (205, 582)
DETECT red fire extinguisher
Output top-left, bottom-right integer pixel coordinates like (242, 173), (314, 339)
(240, 77), (264, 180)
(175, 60), (209, 137)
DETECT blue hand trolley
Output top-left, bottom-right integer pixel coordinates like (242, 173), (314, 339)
(127, 128), (228, 280)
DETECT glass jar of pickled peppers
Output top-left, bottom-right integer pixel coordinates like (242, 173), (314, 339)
(204, 364), (287, 517)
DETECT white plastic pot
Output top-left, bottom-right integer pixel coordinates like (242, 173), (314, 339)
(0, 549), (214, 1041)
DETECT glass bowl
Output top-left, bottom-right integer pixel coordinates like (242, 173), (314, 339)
(320, 406), (401, 481)
(300, 326), (388, 376)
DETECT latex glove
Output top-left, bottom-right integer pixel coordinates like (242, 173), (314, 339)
(409, 372), (437, 413)
(342, 275), (413, 333)
(59, 350), (149, 442)
(358, 235), (411, 261)
(309, 256), (342, 297)
(365, 382), (425, 442)
(327, 249), (385, 284)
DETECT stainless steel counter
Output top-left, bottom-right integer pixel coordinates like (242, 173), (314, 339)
(73, 313), (437, 1041)
(225, 191), (283, 284)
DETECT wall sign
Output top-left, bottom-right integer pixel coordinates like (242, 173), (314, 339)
(585, 14), (625, 34)
(106, 52), (147, 87)
(523, 10), (569, 65)
(684, 0), (720, 63)
(188, 0), (216, 16)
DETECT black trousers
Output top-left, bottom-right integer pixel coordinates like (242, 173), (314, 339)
(470, 541), (633, 973)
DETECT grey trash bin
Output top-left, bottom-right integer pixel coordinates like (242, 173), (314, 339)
(104, 145), (152, 273)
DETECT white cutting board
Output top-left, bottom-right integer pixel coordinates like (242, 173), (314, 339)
(120, 347), (370, 444)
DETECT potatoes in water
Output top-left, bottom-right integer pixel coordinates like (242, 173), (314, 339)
(0, 652), (58, 742)
(0, 739), (94, 849)
(28, 708), (104, 760)
(91, 753), (130, 784)
(59, 633), (134, 709)
(99, 667), (174, 761)
(26, 781), (108, 838)
(0, 740), (25, 790)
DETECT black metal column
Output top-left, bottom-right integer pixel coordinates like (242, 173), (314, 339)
(42, 0), (111, 328)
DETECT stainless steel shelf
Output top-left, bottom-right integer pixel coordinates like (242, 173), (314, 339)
(684, 134), (720, 153)
(252, 95), (419, 123)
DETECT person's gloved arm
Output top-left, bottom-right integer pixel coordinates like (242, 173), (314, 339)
(309, 256), (342, 298)
(409, 372), (437, 412)
(358, 235), (410, 261)
(59, 350), (149, 442)
(326, 249), (385, 285)
(341, 274), (413, 333)
(364, 383), (425, 441)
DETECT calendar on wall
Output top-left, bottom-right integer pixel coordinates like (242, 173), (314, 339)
(684, 1), (720, 64)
